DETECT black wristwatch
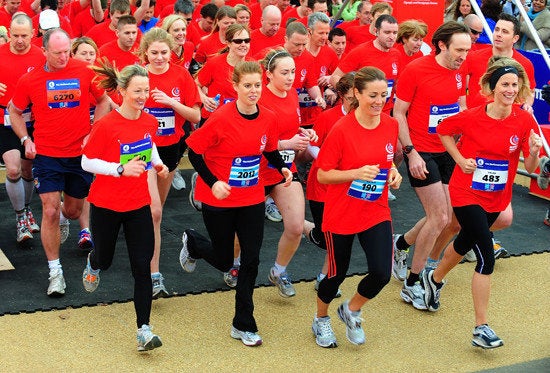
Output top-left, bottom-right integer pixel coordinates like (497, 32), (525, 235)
(117, 164), (124, 176)
(402, 145), (414, 155)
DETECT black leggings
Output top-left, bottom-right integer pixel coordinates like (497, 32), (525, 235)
(308, 200), (326, 250)
(317, 221), (392, 304)
(90, 204), (154, 328)
(453, 205), (500, 275)
(186, 202), (264, 333)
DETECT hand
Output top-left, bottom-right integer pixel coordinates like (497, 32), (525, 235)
(151, 88), (175, 107)
(458, 157), (477, 174)
(529, 129), (543, 157)
(202, 95), (219, 112)
(122, 156), (147, 177)
(317, 75), (331, 88)
(407, 151), (429, 180)
(388, 168), (402, 189)
(299, 127), (318, 143)
(212, 180), (231, 199)
(287, 133), (310, 151)
(281, 167), (293, 187)
(154, 163), (170, 178)
(324, 89), (337, 106)
(24, 139), (36, 160)
(314, 96), (327, 109)
(355, 164), (380, 182)
(520, 103), (534, 115)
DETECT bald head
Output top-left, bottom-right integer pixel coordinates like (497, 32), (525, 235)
(463, 14), (483, 43)
(261, 5), (282, 36)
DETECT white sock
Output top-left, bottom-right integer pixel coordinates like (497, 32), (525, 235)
(317, 273), (326, 281)
(233, 256), (241, 267)
(273, 262), (286, 276)
(48, 259), (62, 273)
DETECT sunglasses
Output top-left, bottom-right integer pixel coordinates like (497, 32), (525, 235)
(470, 29), (483, 35)
(231, 38), (251, 44)
(186, 18), (193, 22)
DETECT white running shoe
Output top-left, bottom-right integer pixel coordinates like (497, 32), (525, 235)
(171, 170), (186, 190)
(180, 231), (197, 273)
(47, 268), (66, 297)
(230, 326), (262, 346)
(400, 281), (427, 310)
(391, 234), (408, 281)
(137, 324), (163, 351)
(312, 315), (337, 348)
(337, 300), (365, 345)
(265, 201), (282, 222)
(188, 172), (202, 211)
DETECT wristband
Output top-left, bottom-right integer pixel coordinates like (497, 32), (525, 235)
(20, 135), (29, 145)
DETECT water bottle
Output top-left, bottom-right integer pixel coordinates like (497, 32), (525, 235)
(206, 94), (221, 112)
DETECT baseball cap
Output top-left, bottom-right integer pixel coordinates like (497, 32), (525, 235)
(39, 9), (60, 30)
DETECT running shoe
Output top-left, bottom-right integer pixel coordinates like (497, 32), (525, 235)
(425, 258), (440, 271)
(268, 268), (296, 297)
(391, 234), (408, 281)
(188, 172), (202, 211)
(179, 231), (197, 273)
(537, 156), (549, 190)
(25, 208), (40, 233)
(82, 252), (100, 292)
(337, 300), (365, 345)
(422, 269), (446, 312)
(472, 324), (504, 349)
(463, 249), (477, 262)
(78, 228), (94, 251)
(314, 274), (341, 298)
(388, 190), (397, 201)
(265, 201), (282, 222)
(16, 218), (33, 243)
(400, 281), (427, 310)
(493, 239), (509, 259)
(230, 326), (262, 346)
(47, 268), (66, 297)
(544, 209), (550, 227)
(223, 266), (239, 288)
(152, 273), (169, 298)
(60, 220), (70, 245)
(312, 315), (337, 348)
(137, 324), (163, 351)
(171, 169), (186, 190)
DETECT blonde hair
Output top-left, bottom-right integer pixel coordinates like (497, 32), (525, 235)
(161, 14), (186, 33)
(71, 37), (98, 57)
(397, 20), (428, 44)
(232, 61), (262, 84)
(92, 58), (148, 92)
(137, 27), (175, 64)
(480, 56), (531, 104)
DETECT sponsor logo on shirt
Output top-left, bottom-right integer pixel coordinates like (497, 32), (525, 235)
(386, 142), (394, 162)
(456, 73), (462, 90)
(260, 134), (267, 152)
(509, 135), (519, 153)
(392, 62), (397, 76)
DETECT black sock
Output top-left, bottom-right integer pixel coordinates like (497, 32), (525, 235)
(406, 272), (420, 287)
(396, 235), (410, 251)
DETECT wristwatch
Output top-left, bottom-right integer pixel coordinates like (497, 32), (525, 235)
(402, 145), (414, 155)
(20, 135), (30, 145)
(117, 164), (124, 176)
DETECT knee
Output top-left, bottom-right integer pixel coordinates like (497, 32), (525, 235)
(42, 204), (60, 222)
(492, 211), (513, 231)
(284, 218), (304, 238)
(6, 167), (21, 180)
(475, 253), (495, 275)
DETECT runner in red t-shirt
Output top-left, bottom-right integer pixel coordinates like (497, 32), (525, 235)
(8, 29), (110, 298)
(82, 62), (168, 352)
(391, 21), (471, 309)
(98, 15), (140, 69)
(313, 67), (402, 348)
(331, 15), (400, 115)
(395, 19), (427, 69)
(258, 49), (318, 298)
(181, 61), (291, 347)
(0, 14), (45, 244)
(161, 14), (195, 70)
(248, 5), (285, 56)
(138, 28), (201, 298)
(186, 3), (217, 47)
(86, 0), (132, 48)
(426, 57), (543, 349)
(194, 5), (236, 64)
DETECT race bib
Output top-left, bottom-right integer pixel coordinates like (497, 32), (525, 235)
(223, 98), (235, 105)
(89, 107), (95, 124)
(297, 87), (316, 108)
(386, 79), (394, 102)
(472, 158), (508, 192)
(428, 102), (459, 134)
(145, 107), (176, 136)
(228, 155), (260, 187)
(119, 137), (153, 170)
(4, 107), (33, 128)
(347, 169), (388, 202)
(46, 79), (81, 109)
(268, 150), (295, 169)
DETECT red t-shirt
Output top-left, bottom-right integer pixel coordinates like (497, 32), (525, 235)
(99, 40), (140, 69)
(73, 7), (99, 37)
(317, 112), (398, 234)
(32, 12), (74, 38)
(464, 47), (536, 109)
(0, 8), (10, 29)
(86, 22), (117, 48)
(194, 32), (225, 64)
(186, 21), (210, 48)
(185, 101), (279, 207)
(394, 42), (423, 70)
(338, 40), (400, 114)
(146, 64), (201, 147)
(437, 105), (537, 212)
(345, 25), (374, 52)
(11, 59), (105, 157)
(249, 28), (285, 57)
(0, 44), (45, 125)
(258, 87), (300, 185)
(395, 55), (466, 153)
(84, 110), (158, 212)
(306, 104), (346, 202)
(249, 2), (264, 30)
(336, 19), (359, 31)
(197, 53), (238, 118)
(170, 41), (195, 70)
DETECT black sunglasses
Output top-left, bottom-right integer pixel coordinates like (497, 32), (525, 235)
(186, 18), (193, 22)
(231, 38), (251, 44)
(470, 29), (482, 35)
